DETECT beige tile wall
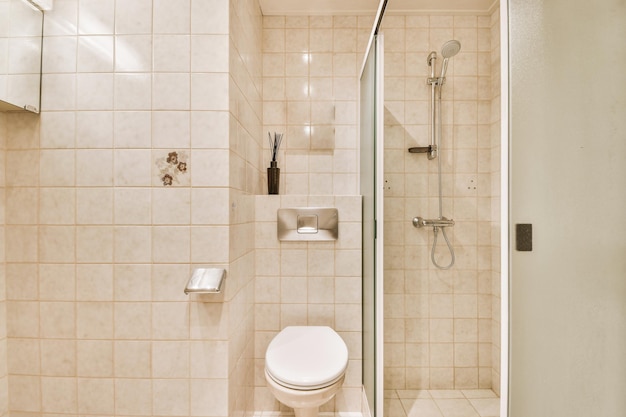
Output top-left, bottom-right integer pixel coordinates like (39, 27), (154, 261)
(253, 194), (362, 413)
(257, 16), (366, 414)
(1, 3), (368, 416)
(261, 15), (372, 196)
(2, 0), (256, 415)
(0, 111), (7, 416)
(228, 0), (264, 415)
(381, 12), (501, 391)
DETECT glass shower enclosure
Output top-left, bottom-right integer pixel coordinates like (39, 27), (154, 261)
(361, 0), (626, 416)
(360, 28), (385, 417)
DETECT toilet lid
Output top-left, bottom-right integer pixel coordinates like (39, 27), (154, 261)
(265, 326), (349, 389)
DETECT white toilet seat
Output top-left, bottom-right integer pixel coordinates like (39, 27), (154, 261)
(265, 326), (349, 390)
(265, 367), (345, 391)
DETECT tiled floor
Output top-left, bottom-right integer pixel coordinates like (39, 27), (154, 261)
(253, 413), (362, 417)
(385, 389), (500, 417)
(253, 390), (499, 417)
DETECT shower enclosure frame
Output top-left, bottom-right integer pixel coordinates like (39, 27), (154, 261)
(359, 1), (387, 415)
(359, 1), (510, 416)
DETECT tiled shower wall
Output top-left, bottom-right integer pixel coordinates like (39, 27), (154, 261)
(382, 11), (501, 391)
(1, 0), (260, 415)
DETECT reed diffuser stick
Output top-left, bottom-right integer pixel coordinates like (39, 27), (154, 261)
(268, 132), (284, 162)
(267, 132), (283, 195)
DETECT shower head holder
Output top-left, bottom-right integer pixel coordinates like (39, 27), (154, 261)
(427, 51), (437, 66)
(408, 144), (437, 159)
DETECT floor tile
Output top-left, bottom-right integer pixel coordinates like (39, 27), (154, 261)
(402, 398), (444, 417)
(434, 398), (480, 417)
(462, 389), (498, 399)
(385, 389), (399, 398)
(257, 389), (499, 417)
(469, 398), (500, 417)
(397, 389), (432, 399)
(429, 390), (465, 399)
(385, 398), (408, 417)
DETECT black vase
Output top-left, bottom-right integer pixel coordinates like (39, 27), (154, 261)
(267, 161), (280, 195)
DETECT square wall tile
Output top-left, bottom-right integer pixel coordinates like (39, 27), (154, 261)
(7, 338), (40, 375)
(154, 34), (191, 72)
(115, 379), (152, 415)
(78, 0), (114, 35)
(114, 74), (152, 110)
(153, 0), (190, 34)
(115, 0), (152, 34)
(77, 340), (113, 377)
(115, 341), (151, 378)
(77, 35), (114, 72)
(191, 0), (229, 34)
(77, 378), (114, 414)
(41, 339), (76, 376)
(114, 302), (152, 340)
(39, 264), (75, 301)
(153, 379), (189, 416)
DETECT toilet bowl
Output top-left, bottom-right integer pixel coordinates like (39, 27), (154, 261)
(265, 326), (349, 417)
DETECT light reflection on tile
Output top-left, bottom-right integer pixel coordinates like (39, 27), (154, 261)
(384, 390), (500, 417)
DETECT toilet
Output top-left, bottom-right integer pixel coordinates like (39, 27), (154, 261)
(265, 326), (349, 417)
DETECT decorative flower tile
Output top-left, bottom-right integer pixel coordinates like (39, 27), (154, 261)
(154, 150), (190, 186)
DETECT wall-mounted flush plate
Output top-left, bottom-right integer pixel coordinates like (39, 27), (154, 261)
(278, 208), (338, 241)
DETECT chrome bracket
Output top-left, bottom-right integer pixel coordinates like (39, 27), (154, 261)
(427, 77), (446, 86)
(408, 144), (437, 159)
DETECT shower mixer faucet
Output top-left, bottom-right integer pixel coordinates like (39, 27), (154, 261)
(412, 216), (455, 229)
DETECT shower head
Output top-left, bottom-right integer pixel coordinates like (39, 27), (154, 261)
(441, 40), (461, 58)
(439, 40), (461, 80)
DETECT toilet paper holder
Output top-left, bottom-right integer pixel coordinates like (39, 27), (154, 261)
(184, 268), (226, 294)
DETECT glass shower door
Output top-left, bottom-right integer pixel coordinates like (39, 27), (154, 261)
(508, 0), (626, 415)
(360, 33), (384, 417)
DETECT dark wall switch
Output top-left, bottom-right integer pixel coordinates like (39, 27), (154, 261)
(516, 224), (532, 251)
